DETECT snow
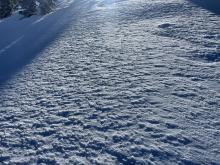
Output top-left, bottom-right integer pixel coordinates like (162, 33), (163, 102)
(0, 0), (77, 82)
(56, 0), (76, 9)
(0, 0), (220, 164)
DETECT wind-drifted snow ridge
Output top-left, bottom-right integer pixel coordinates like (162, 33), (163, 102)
(0, 0), (220, 164)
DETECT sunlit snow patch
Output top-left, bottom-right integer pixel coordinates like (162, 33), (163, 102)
(56, 0), (76, 10)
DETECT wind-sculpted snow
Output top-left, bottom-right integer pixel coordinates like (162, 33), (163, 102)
(0, 0), (220, 164)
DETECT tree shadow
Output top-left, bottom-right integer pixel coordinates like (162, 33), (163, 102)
(189, 0), (220, 15)
(0, 0), (88, 86)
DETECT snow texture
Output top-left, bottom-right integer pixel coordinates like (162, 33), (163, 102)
(0, 0), (220, 164)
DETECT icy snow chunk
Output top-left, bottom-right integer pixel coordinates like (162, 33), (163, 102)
(158, 23), (173, 29)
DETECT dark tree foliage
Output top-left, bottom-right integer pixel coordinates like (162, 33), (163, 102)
(0, 0), (57, 19)
(19, 0), (37, 17)
(39, 0), (56, 14)
(0, 0), (13, 18)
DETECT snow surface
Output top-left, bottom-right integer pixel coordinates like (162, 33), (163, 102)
(0, 0), (220, 164)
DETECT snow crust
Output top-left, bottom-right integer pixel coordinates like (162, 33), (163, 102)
(0, 0), (220, 164)
(56, 0), (76, 10)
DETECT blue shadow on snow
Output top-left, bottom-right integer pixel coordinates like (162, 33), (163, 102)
(189, 0), (220, 15)
(0, 0), (87, 86)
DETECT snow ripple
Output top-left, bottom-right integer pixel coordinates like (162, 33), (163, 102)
(0, 0), (220, 164)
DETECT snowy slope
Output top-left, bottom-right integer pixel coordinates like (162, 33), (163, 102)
(0, 0), (78, 82)
(0, 0), (220, 164)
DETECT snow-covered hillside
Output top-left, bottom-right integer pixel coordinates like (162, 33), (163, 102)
(0, 0), (220, 164)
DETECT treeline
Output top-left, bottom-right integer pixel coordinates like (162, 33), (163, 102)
(0, 0), (57, 19)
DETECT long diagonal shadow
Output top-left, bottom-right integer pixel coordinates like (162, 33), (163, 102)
(189, 0), (220, 15)
(0, 0), (92, 86)
(0, 9), (72, 85)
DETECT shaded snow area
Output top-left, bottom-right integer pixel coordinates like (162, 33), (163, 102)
(0, 0), (220, 164)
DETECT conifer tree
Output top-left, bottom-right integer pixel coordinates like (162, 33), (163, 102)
(19, 0), (37, 17)
(0, 0), (57, 19)
(0, 0), (13, 18)
(38, 0), (56, 15)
